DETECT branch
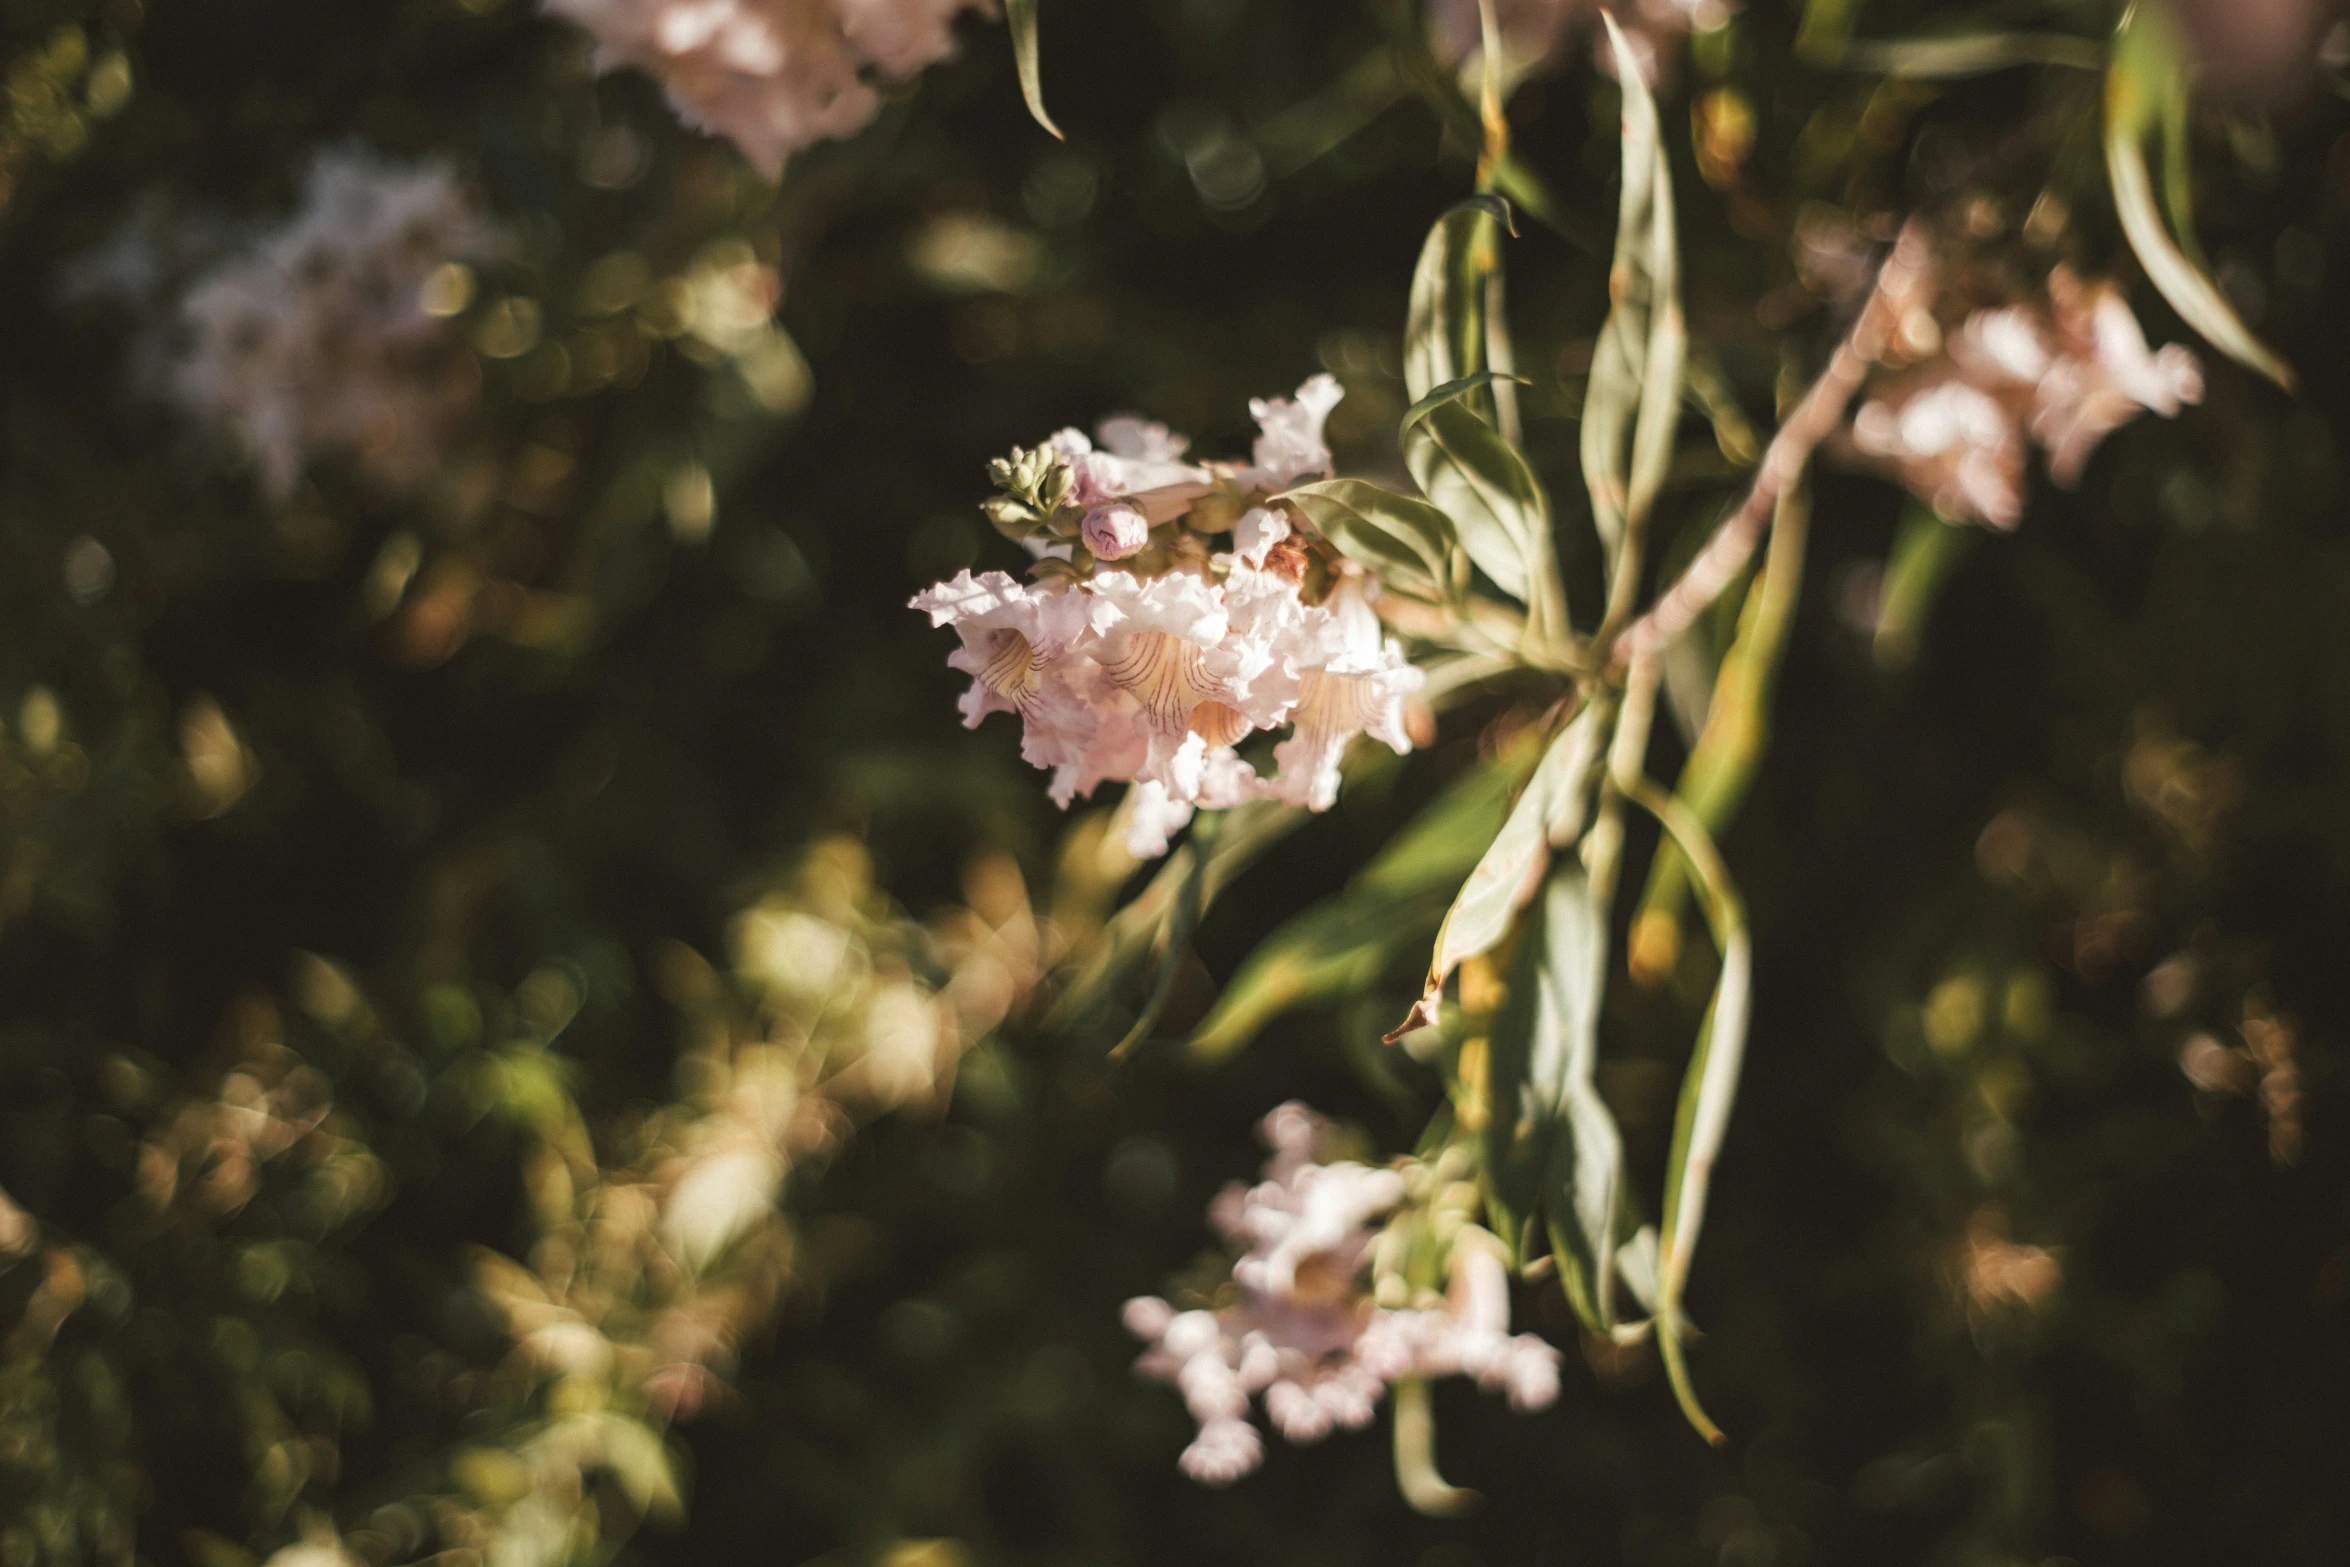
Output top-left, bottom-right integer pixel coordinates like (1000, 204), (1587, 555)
(1608, 218), (1933, 675)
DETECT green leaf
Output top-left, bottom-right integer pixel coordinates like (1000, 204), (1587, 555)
(1405, 398), (1549, 604)
(1624, 779), (1752, 1447)
(1389, 701), (1610, 1040)
(1006, 0), (1063, 140)
(1282, 478), (1459, 602)
(1398, 195), (1566, 635)
(1630, 487), (1809, 978)
(1052, 800), (1304, 1036)
(1190, 752), (1530, 1059)
(1400, 370), (1533, 435)
(1584, 12), (1686, 567)
(1484, 862), (1627, 1332)
(1110, 810), (1216, 1057)
(1403, 198), (1511, 404)
(1870, 500), (1976, 671)
(1838, 32), (2102, 77)
(2104, 6), (2293, 391)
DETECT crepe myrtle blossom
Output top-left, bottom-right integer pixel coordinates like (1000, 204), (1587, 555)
(1123, 1103), (1560, 1485)
(1845, 267), (2203, 530)
(543, 0), (992, 178)
(912, 376), (1428, 858)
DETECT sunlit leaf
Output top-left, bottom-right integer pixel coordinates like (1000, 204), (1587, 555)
(2104, 6), (2293, 391)
(1006, 0), (1063, 140)
(1405, 397), (1549, 604)
(1630, 488), (1808, 981)
(1283, 478), (1459, 602)
(1191, 751), (1532, 1059)
(593, 1412), (685, 1520)
(1400, 369), (1533, 434)
(1389, 701), (1609, 1040)
(1584, 13), (1686, 571)
(1404, 196), (1511, 405)
(1483, 862), (1627, 1331)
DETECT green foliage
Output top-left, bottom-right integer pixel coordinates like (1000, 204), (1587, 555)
(0, 0), (2347, 1560)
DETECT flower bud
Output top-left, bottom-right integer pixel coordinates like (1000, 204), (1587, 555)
(1080, 503), (1151, 561)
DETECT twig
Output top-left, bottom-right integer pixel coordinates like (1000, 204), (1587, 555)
(1607, 217), (1933, 675)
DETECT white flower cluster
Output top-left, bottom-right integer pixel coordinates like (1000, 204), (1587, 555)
(1124, 1102), (1561, 1485)
(1848, 267), (2204, 530)
(912, 378), (1425, 858)
(77, 150), (493, 499)
(543, 0), (990, 177)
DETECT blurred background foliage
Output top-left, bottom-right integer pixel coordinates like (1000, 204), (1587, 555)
(0, 0), (2348, 1563)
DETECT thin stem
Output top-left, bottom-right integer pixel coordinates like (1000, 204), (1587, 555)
(1392, 1377), (1479, 1516)
(1609, 218), (1933, 675)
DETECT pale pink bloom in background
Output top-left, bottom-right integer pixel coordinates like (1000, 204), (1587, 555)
(80, 151), (494, 499)
(1851, 374), (2029, 531)
(1843, 269), (2202, 530)
(543, 0), (990, 177)
(2034, 270), (2205, 487)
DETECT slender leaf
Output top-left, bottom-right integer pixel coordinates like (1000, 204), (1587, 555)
(1484, 862), (1626, 1332)
(1870, 500), (1976, 671)
(1388, 700), (1609, 1040)
(1283, 478), (1459, 601)
(1400, 370), (1533, 434)
(1051, 800), (1302, 1034)
(1110, 812), (1216, 1057)
(1584, 13), (1686, 573)
(1626, 777), (1751, 1446)
(1006, 0), (1063, 140)
(2105, 7), (2294, 390)
(1630, 487), (1809, 979)
(1406, 397), (1549, 603)
(1191, 750), (1531, 1058)
(1840, 32), (2102, 77)
(1404, 197), (1512, 402)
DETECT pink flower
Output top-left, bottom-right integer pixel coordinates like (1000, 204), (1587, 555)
(908, 569), (1107, 774)
(918, 378), (1428, 858)
(1124, 1102), (1559, 1487)
(1080, 503), (1151, 561)
(2033, 269), (2204, 487)
(1264, 585), (1425, 810)
(1851, 374), (2027, 531)
(542, 0), (987, 177)
(1242, 373), (1344, 490)
(1842, 269), (2203, 529)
